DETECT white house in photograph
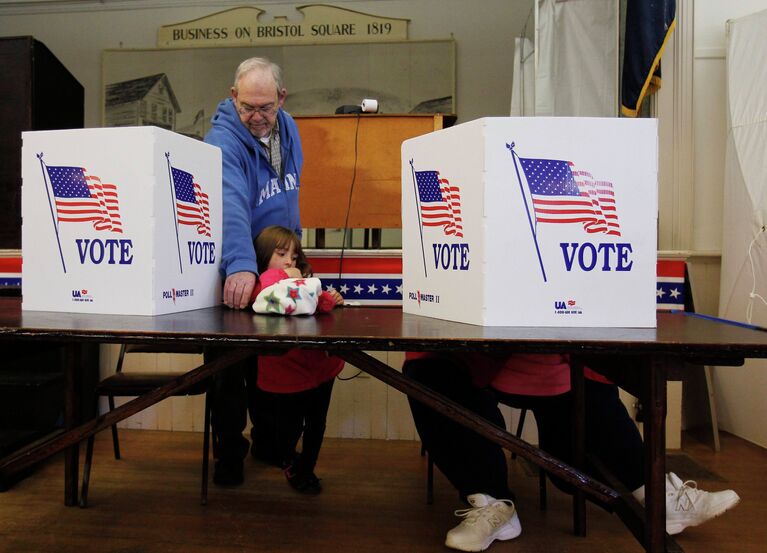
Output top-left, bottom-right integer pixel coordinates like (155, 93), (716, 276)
(104, 73), (180, 130)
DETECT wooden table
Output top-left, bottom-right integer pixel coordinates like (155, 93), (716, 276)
(2, 297), (767, 553)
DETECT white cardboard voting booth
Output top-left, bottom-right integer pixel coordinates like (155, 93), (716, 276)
(21, 126), (222, 315)
(401, 117), (658, 327)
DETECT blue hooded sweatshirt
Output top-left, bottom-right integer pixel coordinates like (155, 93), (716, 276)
(204, 98), (303, 278)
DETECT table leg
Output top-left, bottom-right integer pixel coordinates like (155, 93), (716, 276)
(643, 356), (668, 552)
(571, 358), (587, 536)
(62, 343), (81, 506)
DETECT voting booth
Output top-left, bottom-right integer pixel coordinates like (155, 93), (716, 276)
(21, 126), (222, 315)
(401, 117), (658, 327)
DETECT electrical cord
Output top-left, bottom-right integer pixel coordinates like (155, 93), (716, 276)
(338, 112), (361, 279)
(336, 370), (364, 381)
(337, 113), (364, 381)
(746, 225), (767, 324)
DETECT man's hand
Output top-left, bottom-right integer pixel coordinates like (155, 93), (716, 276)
(223, 271), (257, 309)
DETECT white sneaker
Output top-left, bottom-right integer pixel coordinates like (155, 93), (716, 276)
(444, 493), (522, 552)
(664, 472), (740, 535)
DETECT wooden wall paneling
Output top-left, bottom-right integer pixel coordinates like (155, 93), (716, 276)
(117, 352), (160, 431)
(172, 353), (205, 432)
(96, 348), (418, 441)
(351, 370), (373, 439)
(330, 363), (357, 438)
(368, 357), (389, 440)
(324, 365), (341, 438)
(384, 351), (417, 440)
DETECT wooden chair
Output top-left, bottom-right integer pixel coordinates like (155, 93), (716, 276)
(79, 344), (210, 507)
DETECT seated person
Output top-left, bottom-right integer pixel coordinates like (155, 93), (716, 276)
(404, 352), (739, 552)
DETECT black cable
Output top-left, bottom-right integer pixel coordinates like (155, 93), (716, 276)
(336, 113), (363, 381)
(338, 113), (361, 280)
(336, 370), (364, 381)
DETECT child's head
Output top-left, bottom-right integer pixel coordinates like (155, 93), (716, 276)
(254, 225), (311, 276)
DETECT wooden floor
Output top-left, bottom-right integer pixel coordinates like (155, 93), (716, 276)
(1, 429), (764, 552)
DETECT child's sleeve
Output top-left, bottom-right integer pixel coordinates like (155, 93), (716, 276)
(249, 268), (288, 303)
(316, 290), (337, 313)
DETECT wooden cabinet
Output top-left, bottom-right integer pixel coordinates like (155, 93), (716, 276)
(0, 38), (88, 485)
(0, 36), (84, 250)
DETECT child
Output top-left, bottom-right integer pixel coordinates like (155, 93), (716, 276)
(249, 225), (344, 494)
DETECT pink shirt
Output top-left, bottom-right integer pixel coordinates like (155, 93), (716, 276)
(252, 268), (342, 393)
(491, 354), (612, 396)
(258, 350), (344, 393)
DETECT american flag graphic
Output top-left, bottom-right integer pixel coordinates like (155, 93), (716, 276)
(172, 167), (211, 237)
(415, 170), (463, 238)
(309, 253), (402, 306)
(656, 259), (686, 311)
(519, 157), (621, 236)
(46, 165), (123, 233)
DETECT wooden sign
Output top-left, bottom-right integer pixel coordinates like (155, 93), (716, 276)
(158, 5), (408, 48)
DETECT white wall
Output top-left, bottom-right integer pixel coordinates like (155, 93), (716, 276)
(0, 0), (531, 127)
(693, 0), (767, 448)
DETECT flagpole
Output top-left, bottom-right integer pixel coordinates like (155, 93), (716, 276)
(506, 143), (547, 282)
(37, 154), (67, 273)
(409, 159), (428, 278)
(165, 152), (184, 274)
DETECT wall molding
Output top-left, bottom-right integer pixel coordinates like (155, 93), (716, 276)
(695, 47), (726, 60)
(0, 0), (369, 16)
(658, 249), (722, 260)
(672, 0), (695, 251)
(657, 0), (695, 251)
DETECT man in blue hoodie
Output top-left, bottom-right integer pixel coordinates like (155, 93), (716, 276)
(204, 57), (304, 485)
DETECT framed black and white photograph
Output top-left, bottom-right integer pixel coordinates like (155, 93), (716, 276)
(102, 40), (455, 139)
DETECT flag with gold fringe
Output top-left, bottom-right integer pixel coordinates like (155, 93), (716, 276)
(621, 0), (676, 117)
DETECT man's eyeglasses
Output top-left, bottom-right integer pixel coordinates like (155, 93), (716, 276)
(237, 101), (278, 117)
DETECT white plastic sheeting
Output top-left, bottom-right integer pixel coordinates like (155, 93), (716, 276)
(716, 8), (767, 447)
(532, 0), (618, 117)
(510, 37), (535, 116)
